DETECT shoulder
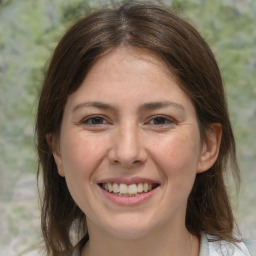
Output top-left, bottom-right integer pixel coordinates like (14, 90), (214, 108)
(202, 233), (256, 256)
(243, 238), (256, 256)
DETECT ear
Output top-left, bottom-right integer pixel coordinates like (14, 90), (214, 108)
(46, 133), (65, 177)
(197, 123), (222, 173)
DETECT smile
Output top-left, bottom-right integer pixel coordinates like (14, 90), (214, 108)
(99, 182), (159, 196)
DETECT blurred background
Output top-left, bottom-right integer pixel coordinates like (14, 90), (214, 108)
(0, 0), (255, 255)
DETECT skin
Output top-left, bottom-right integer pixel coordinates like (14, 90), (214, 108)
(49, 47), (221, 256)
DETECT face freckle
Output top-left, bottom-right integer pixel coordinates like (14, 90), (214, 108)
(53, 47), (208, 239)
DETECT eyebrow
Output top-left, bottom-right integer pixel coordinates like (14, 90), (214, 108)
(72, 101), (115, 112)
(138, 101), (185, 112)
(72, 101), (185, 112)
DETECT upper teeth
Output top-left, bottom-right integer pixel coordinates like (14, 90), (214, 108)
(102, 183), (155, 196)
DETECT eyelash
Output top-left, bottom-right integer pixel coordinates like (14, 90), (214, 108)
(146, 115), (175, 126)
(81, 115), (109, 126)
(80, 115), (175, 128)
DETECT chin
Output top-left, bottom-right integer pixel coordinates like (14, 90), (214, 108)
(106, 225), (152, 240)
(99, 214), (157, 240)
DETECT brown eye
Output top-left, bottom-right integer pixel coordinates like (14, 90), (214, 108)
(149, 116), (173, 126)
(153, 116), (168, 125)
(82, 116), (107, 125)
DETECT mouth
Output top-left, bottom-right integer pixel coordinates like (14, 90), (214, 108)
(99, 182), (160, 197)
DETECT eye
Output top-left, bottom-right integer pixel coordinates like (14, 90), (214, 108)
(147, 115), (174, 126)
(81, 115), (108, 126)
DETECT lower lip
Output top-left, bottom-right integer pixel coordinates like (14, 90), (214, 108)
(98, 186), (158, 206)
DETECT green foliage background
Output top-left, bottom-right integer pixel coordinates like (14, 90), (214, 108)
(0, 0), (255, 255)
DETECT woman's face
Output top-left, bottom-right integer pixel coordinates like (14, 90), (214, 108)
(52, 47), (216, 239)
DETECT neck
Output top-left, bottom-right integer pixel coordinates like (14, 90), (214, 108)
(81, 221), (199, 256)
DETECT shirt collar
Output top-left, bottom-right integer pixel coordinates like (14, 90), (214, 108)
(199, 232), (210, 256)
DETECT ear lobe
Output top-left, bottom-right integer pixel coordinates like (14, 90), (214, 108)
(45, 133), (65, 177)
(197, 123), (222, 173)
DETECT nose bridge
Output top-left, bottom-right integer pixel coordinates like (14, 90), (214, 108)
(110, 121), (146, 167)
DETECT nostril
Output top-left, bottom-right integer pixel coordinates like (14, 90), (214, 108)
(107, 137), (147, 167)
(110, 159), (140, 169)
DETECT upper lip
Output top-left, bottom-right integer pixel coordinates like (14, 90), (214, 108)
(97, 177), (160, 185)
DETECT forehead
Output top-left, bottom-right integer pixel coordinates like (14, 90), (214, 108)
(90, 47), (175, 79)
(64, 47), (196, 117)
(78, 47), (181, 94)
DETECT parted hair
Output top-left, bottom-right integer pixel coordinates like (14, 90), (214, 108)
(36, 1), (240, 255)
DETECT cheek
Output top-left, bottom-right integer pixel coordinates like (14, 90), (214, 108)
(59, 132), (110, 212)
(151, 131), (201, 183)
(60, 131), (108, 179)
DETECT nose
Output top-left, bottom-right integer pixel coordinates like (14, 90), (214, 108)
(108, 123), (147, 168)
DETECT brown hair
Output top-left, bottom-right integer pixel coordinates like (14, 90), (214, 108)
(36, 1), (240, 255)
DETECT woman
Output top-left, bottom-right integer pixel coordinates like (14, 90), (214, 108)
(36, 1), (255, 256)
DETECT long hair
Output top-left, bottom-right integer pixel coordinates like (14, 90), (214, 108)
(36, 1), (240, 255)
